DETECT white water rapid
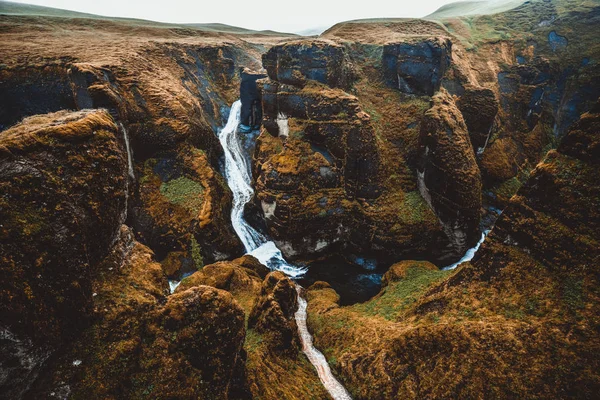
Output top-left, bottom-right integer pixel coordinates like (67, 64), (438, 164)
(218, 100), (306, 277)
(218, 100), (352, 400)
(443, 230), (490, 270)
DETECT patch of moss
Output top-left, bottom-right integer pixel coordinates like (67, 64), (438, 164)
(244, 329), (264, 353)
(397, 191), (429, 224)
(495, 176), (522, 200)
(353, 266), (451, 320)
(190, 236), (204, 271)
(563, 276), (584, 311)
(159, 177), (204, 213)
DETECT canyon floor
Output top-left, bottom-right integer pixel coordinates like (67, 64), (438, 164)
(1, 0), (599, 399)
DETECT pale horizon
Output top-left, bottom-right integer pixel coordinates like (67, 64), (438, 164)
(4, 0), (471, 33)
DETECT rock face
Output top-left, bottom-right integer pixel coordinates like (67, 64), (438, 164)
(0, 109), (128, 397)
(0, 66), (77, 130)
(0, 110), (127, 340)
(456, 85), (498, 151)
(305, 102), (600, 400)
(248, 271), (299, 351)
(418, 90), (482, 255)
(254, 41), (383, 259)
(240, 68), (267, 130)
(383, 39), (452, 96)
(262, 40), (355, 89)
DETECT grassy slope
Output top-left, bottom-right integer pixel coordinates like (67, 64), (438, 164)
(0, 0), (296, 35)
(426, 0), (527, 19)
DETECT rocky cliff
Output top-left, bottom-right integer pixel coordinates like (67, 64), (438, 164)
(1, 0), (600, 398)
(304, 100), (600, 399)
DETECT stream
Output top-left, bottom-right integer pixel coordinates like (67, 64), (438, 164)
(218, 100), (352, 400)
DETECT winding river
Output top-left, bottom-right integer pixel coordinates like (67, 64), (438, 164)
(218, 100), (352, 400)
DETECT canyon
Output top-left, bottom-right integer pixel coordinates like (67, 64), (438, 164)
(0, 0), (599, 399)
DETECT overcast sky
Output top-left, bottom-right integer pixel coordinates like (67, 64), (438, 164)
(9, 0), (463, 33)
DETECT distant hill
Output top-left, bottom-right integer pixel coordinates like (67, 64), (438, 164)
(426, 0), (527, 19)
(0, 0), (296, 36)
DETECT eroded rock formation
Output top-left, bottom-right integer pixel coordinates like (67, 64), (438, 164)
(418, 89), (482, 254)
(304, 100), (600, 399)
(254, 40), (382, 259)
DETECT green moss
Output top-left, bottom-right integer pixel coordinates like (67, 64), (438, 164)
(397, 191), (430, 225)
(495, 176), (522, 200)
(190, 236), (204, 270)
(244, 329), (264, 353)
(563, 277), (584, 311)
(353, 266), (451, 320)
(159, 177), (204, 213)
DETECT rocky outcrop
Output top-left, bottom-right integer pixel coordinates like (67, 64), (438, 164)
(381, 260), (439, 288)
(456, 85), (498, 151)
(145, 286), (246, 399)
(175, 255), (266, 295)
(248, 272), (299, 352)
(418, 90), (482, 256)
(0, 109), (128, 397)
(254, 41), (382, 259)
(25, 226), (248, 399)
(383, 38), (452, 96)
(305, 101), (600, 400)
(173, 257), (329, 399)
(262, 40), (355, 89)
(0, 110), (127, 341)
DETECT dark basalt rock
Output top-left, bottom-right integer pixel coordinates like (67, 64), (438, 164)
(240, 68), (267, 130)
(418, 90), (482, 257)
(262, 40), (355, 89)
(456, 85), (499, 151)
(0, 109), (128, 397)
(0, 66), (77, 130)
(383, 38), (452, 96)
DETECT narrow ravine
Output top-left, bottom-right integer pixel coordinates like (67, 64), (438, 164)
(218, 100), (352, 400)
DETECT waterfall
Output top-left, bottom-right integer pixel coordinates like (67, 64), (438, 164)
(218, 100), (352, 400)
(217, 100), (305, 277)
(119, 123), (135, 179)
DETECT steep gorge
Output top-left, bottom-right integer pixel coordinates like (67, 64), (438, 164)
(1, 0), (600, 398)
